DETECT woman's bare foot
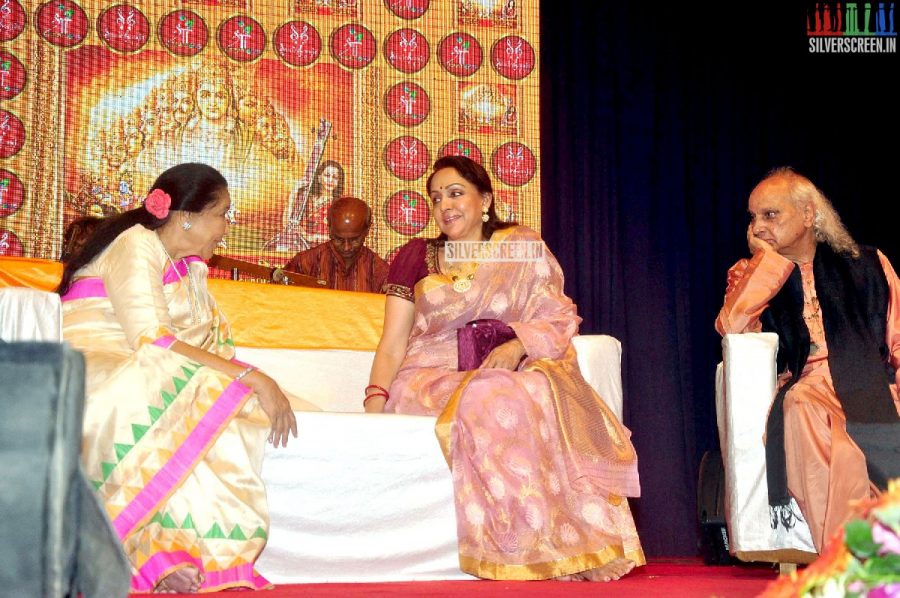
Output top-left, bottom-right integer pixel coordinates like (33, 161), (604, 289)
(553, 573), (586, 581)
(577, 557), (635, 582)
(154, 566), (203, 593)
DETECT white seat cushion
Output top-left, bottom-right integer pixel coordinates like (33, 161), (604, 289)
(0, 287), (62, 343)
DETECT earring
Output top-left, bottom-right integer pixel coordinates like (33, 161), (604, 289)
(481, 207), (489, 223)
(182, 221), (192, 231)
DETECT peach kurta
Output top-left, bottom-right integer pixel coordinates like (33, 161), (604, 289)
(716, 249), (900, 551)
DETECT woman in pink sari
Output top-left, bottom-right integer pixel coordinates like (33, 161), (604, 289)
(366, 156), (644, 581)
(58, 163), (297, 593)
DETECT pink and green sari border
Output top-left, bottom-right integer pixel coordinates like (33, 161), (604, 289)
(131, 549), (271, 592)
(112, 379), (253, 540)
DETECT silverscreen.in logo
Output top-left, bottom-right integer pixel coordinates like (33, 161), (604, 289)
(807, 2), (896, 53)
(445, 240), (544, 263)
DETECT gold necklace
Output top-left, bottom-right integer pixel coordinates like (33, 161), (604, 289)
(158, 239), (201, 324)
(440, 247), (477, 293)
(451, 273), (475, 293)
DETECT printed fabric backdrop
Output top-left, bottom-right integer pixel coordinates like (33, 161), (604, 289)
(0, 0), (540, 269)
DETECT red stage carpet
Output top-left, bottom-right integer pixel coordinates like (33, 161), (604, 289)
(130, 559), (779, 597)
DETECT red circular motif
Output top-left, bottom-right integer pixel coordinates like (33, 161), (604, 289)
(438, 139), (483, 165)
(273, 20), (321, 67)
(0, 169), (24, 218)
(384, 28), (429, 74)
(384, 81), (430, 127)
(0, 0), (27, 42)
(384, 136), (430, 181)
(158, 10), (208, 57)
(384, 190), (429, 236)
(218, 15), (266, 63)
(0, 110), (25, 159)
(384, 0), (430, 20)
(0, 52), (26, 100)
(491, 35), (535, 80)
(437, 32), (483, 77)
(491, 142), (536, 187)
(35, 1), (89, 48)
(97, 4), (149, 53)
(0, 227), (23, 256)
(329, 23), (376, 70)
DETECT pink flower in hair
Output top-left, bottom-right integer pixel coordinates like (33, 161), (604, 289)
(144, 189), (172, 220)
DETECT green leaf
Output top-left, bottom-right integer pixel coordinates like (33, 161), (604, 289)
(845, 519), (880, 559)
(861, 553), (900, 578)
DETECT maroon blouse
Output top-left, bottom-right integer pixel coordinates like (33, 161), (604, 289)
(383, 238), (435, 301)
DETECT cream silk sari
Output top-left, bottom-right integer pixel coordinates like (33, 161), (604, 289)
(62, 225), (272, 592)
(386, 226), (644, 579)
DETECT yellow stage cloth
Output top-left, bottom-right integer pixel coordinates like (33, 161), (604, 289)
(0, 257), (384, 351)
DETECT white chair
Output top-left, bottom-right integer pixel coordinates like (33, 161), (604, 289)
(715, 333), (816, 567)
(0, 287), (62, 342)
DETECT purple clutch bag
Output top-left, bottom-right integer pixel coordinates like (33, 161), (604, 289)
(457, 319), (517, 371)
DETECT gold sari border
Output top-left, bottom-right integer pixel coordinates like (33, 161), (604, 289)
(434, 370), (478, 468)
(459, 546), (647, 580)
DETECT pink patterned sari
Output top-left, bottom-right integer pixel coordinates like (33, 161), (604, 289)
(386, 225), (644, 579)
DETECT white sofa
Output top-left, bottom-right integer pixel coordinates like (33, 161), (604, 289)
(714, 333), (816, 564)
(241, 335), (625, 583)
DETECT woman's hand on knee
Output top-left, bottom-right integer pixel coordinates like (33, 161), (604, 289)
(246, 372), (298, 448)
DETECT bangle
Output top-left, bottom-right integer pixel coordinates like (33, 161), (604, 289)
(365, 384), (389, 395)
(234, 365), (257, 381)
(364, 392), (388, 407)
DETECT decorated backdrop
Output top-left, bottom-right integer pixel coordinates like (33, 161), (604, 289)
(0, 0), (540, 268)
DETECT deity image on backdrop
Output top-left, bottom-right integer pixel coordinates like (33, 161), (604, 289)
(263, 118), (340, 253)
(457, 0), (518, 28)
(458, 83), (518, 136)
(63, 54), (331, 253)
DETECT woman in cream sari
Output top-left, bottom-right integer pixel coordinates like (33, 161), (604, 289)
(58, 163), (296, 593)
(366, 156), (644, 581)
